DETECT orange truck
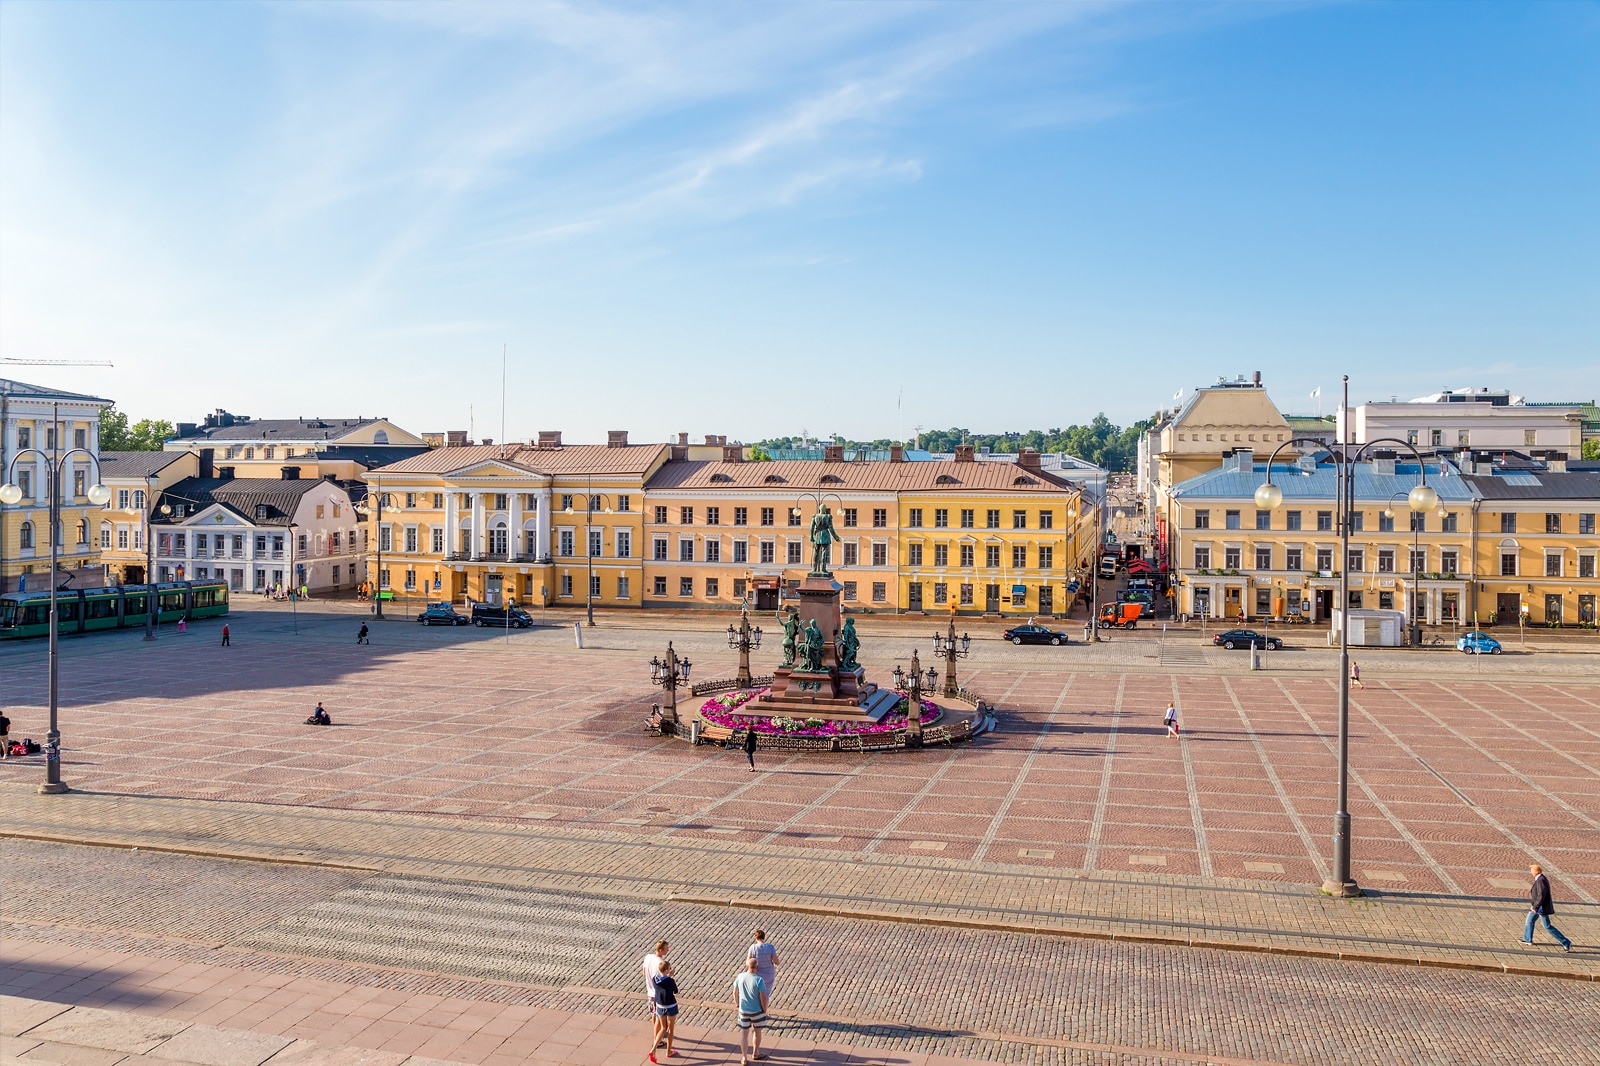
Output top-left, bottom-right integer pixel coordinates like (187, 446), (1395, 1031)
(1098, 602), (1143, 629)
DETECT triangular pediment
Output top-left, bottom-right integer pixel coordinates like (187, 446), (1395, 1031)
(445, 458), (548, 480)
(184, 503), (252, 527)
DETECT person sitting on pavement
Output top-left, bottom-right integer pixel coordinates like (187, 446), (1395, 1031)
(305, 703), (332, 726)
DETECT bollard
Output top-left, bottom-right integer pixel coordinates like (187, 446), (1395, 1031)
(573, 620), (584, 648)
(1250, 641), (1260, 670)
(690, 718), (701, 745)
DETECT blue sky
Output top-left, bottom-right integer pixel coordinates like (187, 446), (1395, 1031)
(2, 1), (1595, 444)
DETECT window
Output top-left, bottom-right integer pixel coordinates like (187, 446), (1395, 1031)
(133, 490), (145, 509)
(679, 539), (695, 562)
(1407, 429), (1419, 445)
(72, 470), (86, 498)
(1194, 509), (1211, 529)
(872, 542), (887, 566)
(117, 526), (128, 549)
(1410, 549), (1425, 574)
(1581, 514), (1596, 535)
(680, 507), (694, 524)
(872, 582), (887, 602)
(560, 530), (574, 556)
(74, 428), (87, 450)
(405, 493), (416, 508)
(961, 509), (975, 528)
(680, 577), (694, 597)
(1194, 546), (1210, 569)
(433, 494), (444, 509)
(730, 539), (747, 563)
(961, 544), (975, 567)
(116, 489), (129, 509)
(1348, 549), (1364, 572)
(45, 427), (56, 450)
(618, 496), (630, 512)
(934, 544), (948, 567)
(653, 576), (667, 596)
(960, 583), (974, 605)
(934, 508), (949, 528)
(843, 542), (858, 566)
(561, 495), (574, 511)
(706, 539), (721, 563)
(842, 581), (856, 601)
(706, 577), (719, 597)
(1224, 547), (1241, 569)
(404, 527), (418, 552)
(1546, 553), (1562, 578)
(379, 526), (393, 552)
(760, 541), (775, 564)
(1377, 549), (1395, 573)
(1225, 510), (1241, 530)
(315, 504), (325, 519)
(1316, 548), (1333, 572)
(1255, 547), (1272, 570)
(17, 427), (29, 449)
(1525, 429), (1538, 447)
(1038, 545), (1053, 569)
(727, 506), (745, 527)
(1580, 555), (1596, 579)
(762, 507), (775, 526)
(1286, 511), (1302, 531)
(1546, 513), (1562, 534)
(908, 508), (924, 528)
(873, 508), (887, 528)
(1411, 512), (1426, 533)
(589, 529), (602, 556)
(1286, 548), (1302, 571)
(1378, 512), (1395, 533)
(986, 545), (1001, 568)
(17, 471), (29, 498)
(432, 529), (444, 553)
(563, 574), (574, 597)
(1039, 511), (1053, 530)
(1013, 510), (1027, 530)
(1440, 549), (1458, 574)
(1431, 429), (1444, 447)
(1501, 552), (1518, 576)
(652, 537), (668, 560)
(654, 506), (668, 524)
(1501, 512), (1517, 534)
(788, 508), (801, 526)
(1012, 586), (1027, 607)
(589, 574), (602, 598)
(787, 541), (802, 564)
(1252, 510), (1269, 531)
(933, 582), (948, 605)
(616, 531), (631, 558)
(1348, 512), (1364, 532)
(986, 509), (1000, 529)
(908, 543), (923, 566)
(706, 507), (720, 525)
(99, 524), (111, 548)
(1317, 511), (1333, 531)
(842, 508), (857, 527)
(1012, 545), (1027, 568)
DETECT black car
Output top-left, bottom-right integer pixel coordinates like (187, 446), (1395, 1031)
(417, 603), (469, 626)
(1212, 628), (1281, 651)
(471, 604), (535, 628)
(1002, 624), (1071, 646)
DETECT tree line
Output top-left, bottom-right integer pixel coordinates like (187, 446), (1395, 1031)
(99, 406), (174, 451)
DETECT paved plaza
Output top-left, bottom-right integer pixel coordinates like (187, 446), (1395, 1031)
(4, 599), (1600, 1063)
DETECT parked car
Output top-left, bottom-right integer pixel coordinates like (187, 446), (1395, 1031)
(1213, 628), (1282, 651)
(1098, 602), (1142, 629)
(418, 602), (469, 626)
(1457, 630), (1502, 655)
(471, 603), (535, 628)
(1002, 624), (1071, 646)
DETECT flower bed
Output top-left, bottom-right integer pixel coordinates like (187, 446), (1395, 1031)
(700, 688), (940, 736)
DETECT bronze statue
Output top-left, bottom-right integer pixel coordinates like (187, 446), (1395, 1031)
(778, 606), (800, 668)
(800, 618), (826, 672)
(809, 503), (841, 575)
(837, 617), (860, 671)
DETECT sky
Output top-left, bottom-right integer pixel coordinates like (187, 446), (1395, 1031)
(2, 1), (1596, 445)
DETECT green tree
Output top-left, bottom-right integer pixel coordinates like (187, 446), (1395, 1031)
(1584, 439), (1599, 461)
(99, 406), (173, 451)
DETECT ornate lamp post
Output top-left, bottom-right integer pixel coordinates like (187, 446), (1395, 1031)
(727, 608), (763, 688)
(648, 641), (693, 730)
(1254, 376), (1438, 897)
(891, 649), (939, 747)
(353, 492), (397, 618)
(1, 406), (112, 795)
(931, 614), (970, 698)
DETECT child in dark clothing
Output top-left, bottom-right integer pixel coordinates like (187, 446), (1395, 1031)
(648, 960), (679, 1062)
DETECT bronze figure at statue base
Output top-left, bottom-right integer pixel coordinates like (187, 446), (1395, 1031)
(758, 574), (901, 722)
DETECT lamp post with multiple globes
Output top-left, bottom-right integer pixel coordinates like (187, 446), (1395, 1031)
(726, 608), (763, 688)
(931, 613), (970, 698)
(891, 650), (939, 747)
(648, 642), (693, 730)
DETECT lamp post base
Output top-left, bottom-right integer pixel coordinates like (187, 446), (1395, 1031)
(1320, 878), (1362, 898)
(38, 781), (69, 795)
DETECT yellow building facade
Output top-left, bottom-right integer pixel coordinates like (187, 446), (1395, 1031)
(96, 451), (199, 585)
(1463, 469), (1600, 628)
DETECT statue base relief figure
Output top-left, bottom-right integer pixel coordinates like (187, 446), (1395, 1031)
(758, 574), (897, 722)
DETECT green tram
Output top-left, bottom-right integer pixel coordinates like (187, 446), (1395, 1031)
(0, 581), (229, 640)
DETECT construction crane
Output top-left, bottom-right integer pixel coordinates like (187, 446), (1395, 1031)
(1, 359), (114, 367)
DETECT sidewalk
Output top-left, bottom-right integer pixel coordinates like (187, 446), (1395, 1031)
(4, 787), (1594, 982)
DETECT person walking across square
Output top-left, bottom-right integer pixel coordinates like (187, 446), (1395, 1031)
(747, 929), (780, 1004)
(1350, 660), (1362, 689)
(647, 960), (679, 1063)
(743, 728), (758, 772)
(357, 622), (369, 645)
(220, 623), (230, 647)
(1521, 864), (1573, 952)
(642, 940), (669, 1039)
(1164, 702), (1179, 738)
(733, 957), (768, 1065)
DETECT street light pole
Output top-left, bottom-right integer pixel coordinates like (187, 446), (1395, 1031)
(586, 475), (595, 627)
(727, 608), (763, 688)
(931, 614), (970, 698)
(649, 641), (693, 731)
(144, 474), (157, 640)
(891, 649), (938, 747)
(355, 492), (394, 619)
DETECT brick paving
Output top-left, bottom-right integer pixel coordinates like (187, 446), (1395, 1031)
(5, 843), (1600, 1065)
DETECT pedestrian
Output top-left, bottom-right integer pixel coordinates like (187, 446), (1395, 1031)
(733, 956), (769, 1065)
(220, 623), (231, 647)
(1350, 660), (1363, 689)
(743, 728), (758, 772)
(747, 929), (780, 1004)
(177, 617), (187, 634)
(1164, 702), (1179, 738)
(305, 702), (332, 726)
(1521, 864), (1573, 952)
(357, 622), (369, 645)
(300, 583), (309, 600)
(642, 940), (669, 1034)
(0, 712), (11, 759)
(647, 960), (678, 1063)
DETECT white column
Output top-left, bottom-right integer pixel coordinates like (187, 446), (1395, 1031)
(535, 489), (551, 562)
(508, 491), (522, 559)
(444, 491), (459, 557)
(33, 420), (48, 503)
(471, 492), (484, 560)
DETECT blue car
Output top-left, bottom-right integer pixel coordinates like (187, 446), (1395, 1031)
(1456, 631), (1502, 655)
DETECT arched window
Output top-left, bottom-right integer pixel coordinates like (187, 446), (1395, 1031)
(77, 519), (89, 545)
(373, 430), (389, 444)
(19, 522), (33, 549)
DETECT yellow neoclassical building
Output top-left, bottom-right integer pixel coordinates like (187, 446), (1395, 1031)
(1460, 465), (1600, 627)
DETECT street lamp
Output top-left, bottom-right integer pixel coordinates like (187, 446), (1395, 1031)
(563, 477), (615, 627)
(1385, 491), (1426, 643)
(726, 608), (763, 688)
(648, 641), (693, 731)
(1, 408), (112, 795)
(353, 492), (398, 619)
(931, 614), (971, 698)
(890, 649), (939, 747)
(1254, 376), (1438, 897)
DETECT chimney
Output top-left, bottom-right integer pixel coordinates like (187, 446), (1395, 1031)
(217, 466), (235, 480)
(198, 448), (214, 479)
(1253, 370), (1261, 387)
(446, 430), (468, 448)
(678, 432), (689, 447)
(722, 446), (743, 463)
(175, 422), (198, 438)
(954, 445), (976, 463)
(824, 445), (844, 463)
(1018, 449), (1041, 471)
(1548, 451), (1568, 473)
(1372, 449), (1396, 477)
(890, 445), (904, 463)
(480, 438), (493, 446)
(280, 466), (300, 480)
(670, 445), (689, 461)
(704, 434), (726, 447)
(537, 430), (562, 448)
(607, 430), (629, 448)
(1223, 448), (1253, 472)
